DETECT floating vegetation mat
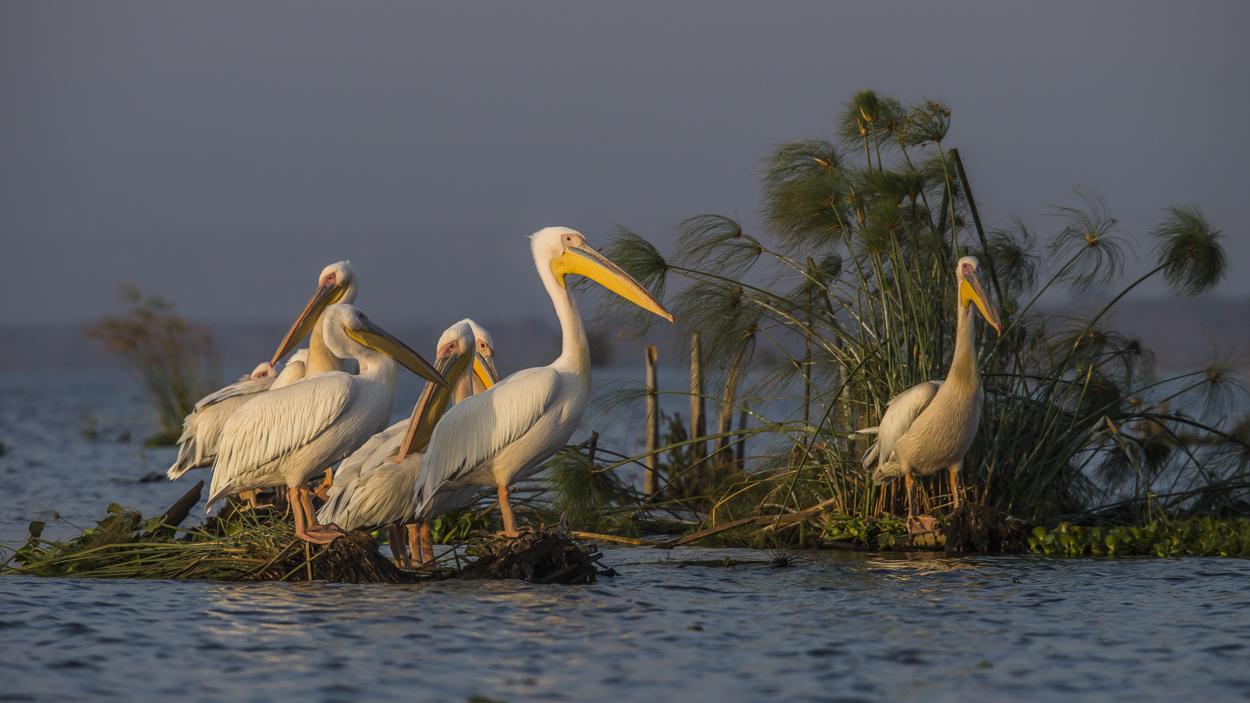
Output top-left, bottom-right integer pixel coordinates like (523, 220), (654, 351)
(1025, 518), (1250, 557)
(0, 484), (610, 584)
(455, 530), (606, 585)
(0, 503), (415, 584)
(942, 504), (1033, 554)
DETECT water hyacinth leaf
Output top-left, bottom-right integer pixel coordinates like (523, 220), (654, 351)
(1150, 205), (1226, 296)
(28, 521), (45, 539)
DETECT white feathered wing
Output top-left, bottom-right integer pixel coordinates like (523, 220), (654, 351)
(412, 367), (560, 517)
(168, 370), (279, 480)
(208, 372), (355, 504)
(861, 380), (943, 484)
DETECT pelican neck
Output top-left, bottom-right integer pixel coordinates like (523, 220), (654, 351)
(323, 322), (396, 386)
(536, 255), (591, 376)
(352, 346), (398, 386)
(309, 314), (347, 375)
(948, 300), (980, 391)
(452, 365), (475, 404)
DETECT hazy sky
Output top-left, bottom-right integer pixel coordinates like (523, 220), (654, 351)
(2, 2), (1247, 326)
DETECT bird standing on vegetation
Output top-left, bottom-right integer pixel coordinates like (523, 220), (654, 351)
(207, 304), (448, 543)
(859, 256), (1001, 533)
(271, 260), (363, 494)
(168, 260), (359, 488)
(412, 227), (673, 536)
(318, 319), (500, 566)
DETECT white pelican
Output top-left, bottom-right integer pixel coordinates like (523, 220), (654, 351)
(168, 258), (357, 484)
(272, 348), (308, 389)
(208, 304), (448, 543)
(271, 260), (361, 492)
(167, 358), (289, 480)
(859, 256), (1001, 532)
(413, 227), (672, 536)
(462, 318), (499, 395)
(271, 261), (359, 375)
(318, 320), (499, 566)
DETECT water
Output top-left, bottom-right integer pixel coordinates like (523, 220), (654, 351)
(2, 369), (1250, 702)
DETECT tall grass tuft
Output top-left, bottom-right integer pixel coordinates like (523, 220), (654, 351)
(85, 285), (220, 445)
(587, 89), (1247, 534)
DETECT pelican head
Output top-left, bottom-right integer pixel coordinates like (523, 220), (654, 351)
(956, 256), (1001, 334)
(398, 320), (495, 460)
(321, 304), (448, 388)
(532, 227), (673, 322)
(250, 361), (283, 380)
(271, 261), (359, 365)
(461, 318), (501, 387)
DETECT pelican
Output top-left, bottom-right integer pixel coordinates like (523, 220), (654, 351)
(859, 256), (1001, 532)
(413, 227), (672, 536)
(208, 304), (448, 543)
(167, 357), (294, 480)
(168, 258), (358, 484)
(462, 318), (499, 395)
(318, 320), (500, 566)
(271, 261), (359, 375)
(271, 260), (362, 492)
(272, 348), (308, 389)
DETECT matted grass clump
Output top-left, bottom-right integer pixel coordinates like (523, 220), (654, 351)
(0, 502), (415, 584)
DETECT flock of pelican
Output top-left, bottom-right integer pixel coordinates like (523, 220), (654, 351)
(169, 227), (998, 551)
(166, 227), (673, 557)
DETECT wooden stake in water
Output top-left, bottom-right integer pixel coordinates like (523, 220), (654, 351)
(689, 331), (706, 465)
(737, 402), (748, 465)
(804, 258), (815, 425)
(716, 357), (741, 468)
(645, 344), (659, 497)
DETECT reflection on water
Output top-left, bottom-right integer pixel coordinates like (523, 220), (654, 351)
(3, 371), (1250, 701)
(2, 553), (1250, 702)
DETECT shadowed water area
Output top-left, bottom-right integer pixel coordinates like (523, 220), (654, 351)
(2, 370), (1250, 701)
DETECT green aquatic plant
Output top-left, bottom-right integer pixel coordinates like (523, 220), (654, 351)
(1027, 518), (1250, 557)
(428, 507), (495, 545)
(583, 88), (1245, 544)
(820, 514), (908, 548)
(84, 286), (221, 445)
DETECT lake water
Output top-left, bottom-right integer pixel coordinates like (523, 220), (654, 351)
(2, 369), (1249, 702)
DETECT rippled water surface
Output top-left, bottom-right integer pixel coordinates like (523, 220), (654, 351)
(2, 370), (1250, 702)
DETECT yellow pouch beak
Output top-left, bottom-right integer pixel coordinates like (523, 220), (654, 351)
(551, 243), (673, 322)
(271, 282), (347, 365)
(474, 353), (499, 389)
(345, 318), (449, 388)
(960, 273), (1002, 334)
(397, 350), (474, 460)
